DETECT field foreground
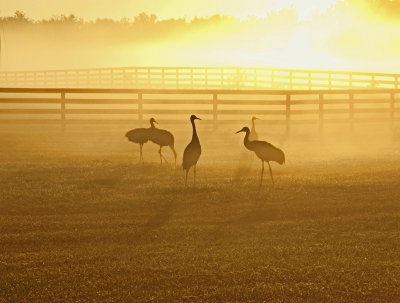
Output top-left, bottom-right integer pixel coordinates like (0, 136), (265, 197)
(0, 128), (400, 302)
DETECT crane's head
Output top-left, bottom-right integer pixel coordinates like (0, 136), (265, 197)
(190, 115), (201, 121)
(252, 116), (258, 121)
(236, 126), (250, 134)
(150, 117), (158, 125)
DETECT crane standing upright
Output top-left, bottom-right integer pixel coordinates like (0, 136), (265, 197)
(249, 116), (259, 141)
(182, 115), (202, 186)
(236, 126), (285, 186)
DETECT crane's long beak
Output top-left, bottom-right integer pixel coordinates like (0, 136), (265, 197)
(154, 120), (159, 124)
(195, 117), (202, 120)
(235, 130), (243, 134)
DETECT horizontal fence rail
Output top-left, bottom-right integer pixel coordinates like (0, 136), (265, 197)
(1, 67), (399, 90)
(1, 88), (399, 131)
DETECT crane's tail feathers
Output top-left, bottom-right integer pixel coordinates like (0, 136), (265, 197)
(279, 151), (286, 165)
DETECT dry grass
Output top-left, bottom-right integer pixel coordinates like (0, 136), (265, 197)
(0, 126), (400, 302)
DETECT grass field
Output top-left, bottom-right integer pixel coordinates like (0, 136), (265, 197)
(1, 125), (400, 302)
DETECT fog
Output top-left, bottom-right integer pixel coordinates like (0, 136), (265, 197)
(1, 1), (400, 72)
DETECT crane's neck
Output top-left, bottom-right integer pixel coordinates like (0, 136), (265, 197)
(191, 119), (199, 141)
(150, 120), (156, 128)
(243, 130), (252, 150)
(251, 119), (255, 131)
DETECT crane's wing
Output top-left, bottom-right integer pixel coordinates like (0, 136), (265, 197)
(252, 140), (285, 164)
(149, 128), (174, 146)
(125, 128), (149, 143)
(182, 141), (201, 170)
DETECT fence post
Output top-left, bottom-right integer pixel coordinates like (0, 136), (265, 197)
(349, 93), (354, 131)
(110, 70), (114, 88)
(138, 93), (143, 124)
(61, 91), (66, 131)
(147, 68), (151, 88)
(98, 70), (102, 87)
(286, 94), (291, 135)
(390, 92), (395, 129)
(289, 71), (293, 89)
(271, 70), (275, 88)
(213, 93), (218, 130)
(162, 68), (165, 89)
(123, 69), (126, 88)
(319, 94), (324, 133)
(236, 67), (240, 89)
(190, 68), (194, 89)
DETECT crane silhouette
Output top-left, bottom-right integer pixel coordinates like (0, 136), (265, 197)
(236, 126), (285, 186)
(148, 118), (177, 166)
(125, 118), (155, 162)
(249, 116), (259, 141)
(182, 115), (202, 186)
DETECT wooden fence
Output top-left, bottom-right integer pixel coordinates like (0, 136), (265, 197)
(1, 67), (399, 90)
(1, 88), (399, 131)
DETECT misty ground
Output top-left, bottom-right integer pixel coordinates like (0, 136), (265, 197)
(0, 123), (399, 302)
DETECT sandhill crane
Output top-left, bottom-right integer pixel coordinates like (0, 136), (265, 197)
(249, 116), (259, 141)
(125, 118), (156, 162)
(182, 115), (202, 186)
(236, 126), (285, 186)
(148, 119), (177, 166)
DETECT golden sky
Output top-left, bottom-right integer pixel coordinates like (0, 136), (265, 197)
(2, 0), (399, 72)
(2, 0), (337, 21)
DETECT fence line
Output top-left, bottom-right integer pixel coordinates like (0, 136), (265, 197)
(1, 67), (399, 90)
(1, 88), (399, 132)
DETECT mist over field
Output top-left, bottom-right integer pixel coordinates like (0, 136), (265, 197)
(1, 0), (400, 72)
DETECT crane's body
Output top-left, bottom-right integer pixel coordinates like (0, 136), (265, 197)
(237, 126), (285, 186)
(125, 119), (153, 162)
(182, 115), (202, 186)
(148, 119), (177, 166)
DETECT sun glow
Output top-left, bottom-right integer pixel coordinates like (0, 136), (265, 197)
(2, 0), (400, 72)
(272, 0), (338, 20)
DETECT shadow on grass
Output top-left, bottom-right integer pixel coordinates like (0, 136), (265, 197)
(130, 200), (178, 244)
(231, 207), (280, 225)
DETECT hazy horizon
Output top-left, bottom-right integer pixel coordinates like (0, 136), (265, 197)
(1, 0), (400, 73)
(2, 0), (337, 21)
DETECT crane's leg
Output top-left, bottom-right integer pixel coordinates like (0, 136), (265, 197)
(194, 165), (196, 186)
(158, 146), (163, 164)
(159, 146), (168, 164)
(260, 160), (264, 187)
(267, 161), (275, 186)
(139, 143), (143, 162)
(170, 145), (177, 168)
(185, 169), (189, 187)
